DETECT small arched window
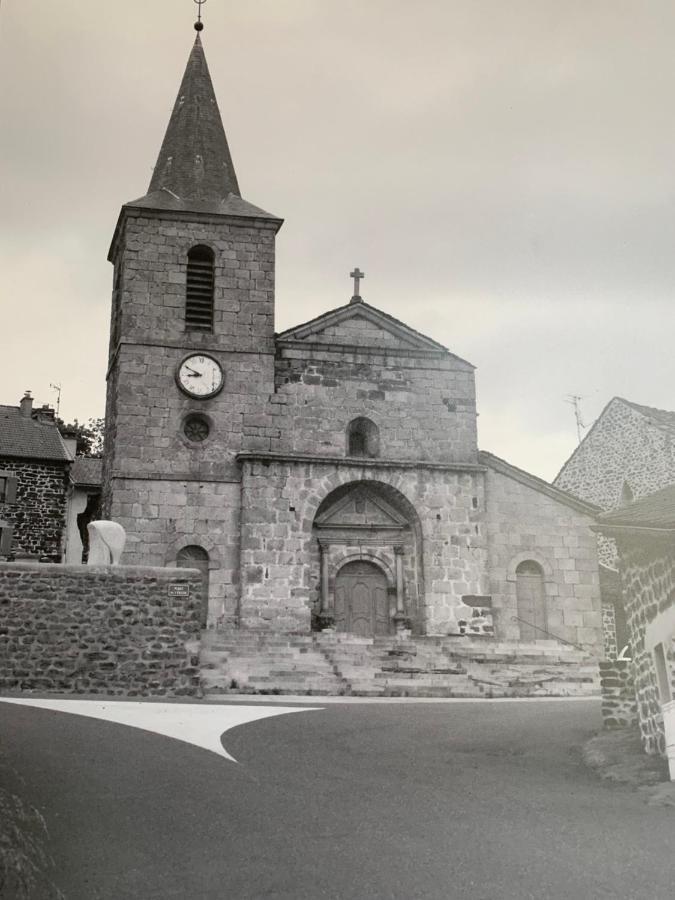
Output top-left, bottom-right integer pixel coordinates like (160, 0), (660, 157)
(176, 545), (210, 627)
(347, 417), (380, 458)
(620, 481), (634, 505)
(185, 245), (215, 332)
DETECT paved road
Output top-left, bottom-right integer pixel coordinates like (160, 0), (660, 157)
(0, 698), (673, 899)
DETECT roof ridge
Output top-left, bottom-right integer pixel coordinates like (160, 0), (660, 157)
(479, 450), (600, 515)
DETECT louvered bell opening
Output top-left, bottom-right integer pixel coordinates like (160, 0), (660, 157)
(186, 247), (215, 332)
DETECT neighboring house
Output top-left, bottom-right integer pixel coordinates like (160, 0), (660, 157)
(554, 397), (675, 657)
(595, 486), (675, 777)
(0, 393), (73, 561)
(64, 457), (102, 563)
(100, 30), (603, 654)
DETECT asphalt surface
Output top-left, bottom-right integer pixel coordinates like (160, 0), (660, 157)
(0, 698), (673, 900)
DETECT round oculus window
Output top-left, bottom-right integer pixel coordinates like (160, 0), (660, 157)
(183, 414), (210, 443)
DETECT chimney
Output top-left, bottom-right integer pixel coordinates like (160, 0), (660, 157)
(19, 391), (33, 418)
(36, 404), (56, 424)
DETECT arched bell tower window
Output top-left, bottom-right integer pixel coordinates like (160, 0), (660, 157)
(185, 245), (215, 332)
(347, 417), (380, 458)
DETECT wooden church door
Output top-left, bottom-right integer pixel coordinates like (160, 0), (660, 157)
(334, 561), (391, 636)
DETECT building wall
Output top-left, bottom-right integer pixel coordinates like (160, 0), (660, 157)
(615, 535), (675, 755)
(0, 457), (69, 561)
(484, 466), (602, 651)
(107, 477), (240, 626)
(273, 344), (477, 463)
(0, 562), (202, 696)
(554, 399), (675, 510)
(238, 459), (487, 634)
(102, 208), (279, 619)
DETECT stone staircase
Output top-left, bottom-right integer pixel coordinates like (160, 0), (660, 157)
(199, 630), (600, 698)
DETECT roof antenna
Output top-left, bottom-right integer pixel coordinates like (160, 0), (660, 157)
(565, 394), (586, 444)
(50, 382), (62, 418)
(194, 0), (206, 31)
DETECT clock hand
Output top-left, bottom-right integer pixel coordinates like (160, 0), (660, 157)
(185, 366), (201, 376)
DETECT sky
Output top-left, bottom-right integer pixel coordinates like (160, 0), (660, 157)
(1, 0), (675, 481)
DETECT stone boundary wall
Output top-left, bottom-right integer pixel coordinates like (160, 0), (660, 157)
(599, 659), (638, 728)
(0, 562), (202, 696)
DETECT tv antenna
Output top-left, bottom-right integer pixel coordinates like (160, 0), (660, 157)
(50, 382), (62, 417)
(565, 394), (586, 444)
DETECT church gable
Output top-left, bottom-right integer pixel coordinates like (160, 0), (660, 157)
(277, 301), (454, 356)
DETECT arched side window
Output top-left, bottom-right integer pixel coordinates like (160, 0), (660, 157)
(347, 417), (380, 458)
(515, 560), (546, 641)
(176, 544), (209, 627)
(185, 245), (215, 332)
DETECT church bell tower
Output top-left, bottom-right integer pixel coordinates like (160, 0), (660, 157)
(102, 19), (283, 626)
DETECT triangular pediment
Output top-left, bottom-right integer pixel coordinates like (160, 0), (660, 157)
(277, 301), (451, 354)
(315, 487), (408, 530)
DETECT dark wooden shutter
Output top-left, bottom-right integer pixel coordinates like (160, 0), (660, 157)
(4, 476), (17, 504)
(0, 525), (13, 556)
(185, 246), (215, 332)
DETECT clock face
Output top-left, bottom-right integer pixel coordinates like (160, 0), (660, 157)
(176, 354), (224, 399)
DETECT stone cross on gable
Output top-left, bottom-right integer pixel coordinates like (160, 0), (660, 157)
(350, 267), (365, 303)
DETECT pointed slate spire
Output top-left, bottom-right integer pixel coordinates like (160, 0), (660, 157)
(148, 33), (240, 202)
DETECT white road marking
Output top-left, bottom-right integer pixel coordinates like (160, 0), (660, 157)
(0, 699), (320, 762)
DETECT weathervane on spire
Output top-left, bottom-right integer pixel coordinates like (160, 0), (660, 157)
(194, 0), (207, 32)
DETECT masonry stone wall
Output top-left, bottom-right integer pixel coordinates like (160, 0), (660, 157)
(614, 536), (675, 755)
(0, 562), (202, 696)
(273, 343), (477, 463)
(0, 458), (69, 561)
(103, 208), (280, 623)
(238, 458), (487, 634)
(107, 478), (240, 627)
(598, 659), (638, 728)
(554, 399), (675, 569)
(484, 466), (602, 651)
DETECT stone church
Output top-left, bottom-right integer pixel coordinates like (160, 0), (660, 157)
(102, 28), (603, 653)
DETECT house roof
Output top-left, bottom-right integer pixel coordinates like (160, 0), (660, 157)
(598, 483), (675, 530)
(554, 396), (675, 485)
(479, 450), (600, 516)
(70, 457), (103, 488)
(0, 405), (71, 463)
(276, 299), (472, 363)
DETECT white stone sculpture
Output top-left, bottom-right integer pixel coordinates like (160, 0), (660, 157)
(87, 520), (126, 566)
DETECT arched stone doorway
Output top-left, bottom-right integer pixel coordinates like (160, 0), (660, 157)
(177, 545), (209, 627)
(312, 481), (423, 635)
(335, 560), (390, 636)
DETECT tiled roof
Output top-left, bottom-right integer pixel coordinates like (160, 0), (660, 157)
(599, 483), (675, 529)
(0, 405), (71, 462)
(70, 457), (103, 487)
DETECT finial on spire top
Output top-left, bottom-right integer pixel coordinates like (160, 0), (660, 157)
(194, 0), (206, 31)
